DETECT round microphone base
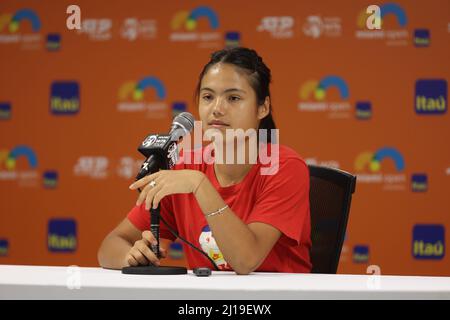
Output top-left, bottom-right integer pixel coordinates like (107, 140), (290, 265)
(121, 265), (188, 275)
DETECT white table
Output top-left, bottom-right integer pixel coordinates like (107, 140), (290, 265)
(0, 265), (449, 299)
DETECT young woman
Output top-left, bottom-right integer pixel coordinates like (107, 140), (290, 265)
(98, 47), (312, 274)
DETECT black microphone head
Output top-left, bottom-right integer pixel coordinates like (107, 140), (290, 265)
(170, 112), (194, 140)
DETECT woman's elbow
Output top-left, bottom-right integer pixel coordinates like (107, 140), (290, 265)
(234, 268), (252, 275)
(97, 239), (108, 267)
(233, 257), (261, 275)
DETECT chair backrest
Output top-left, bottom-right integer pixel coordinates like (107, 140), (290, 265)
(308, 165), (356, 274)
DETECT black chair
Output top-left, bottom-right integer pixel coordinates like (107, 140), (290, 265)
(308, 165), (357, 274)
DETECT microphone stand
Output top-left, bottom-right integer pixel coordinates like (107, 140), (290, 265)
(122, 157), (187, 275)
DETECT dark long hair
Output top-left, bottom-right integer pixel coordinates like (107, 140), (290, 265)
(195, 47), (277, 143)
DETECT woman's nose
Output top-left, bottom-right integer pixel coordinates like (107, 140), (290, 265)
(212, 97), (226, 116)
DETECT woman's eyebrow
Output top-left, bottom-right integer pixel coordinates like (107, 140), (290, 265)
(200, 87), (246, 94)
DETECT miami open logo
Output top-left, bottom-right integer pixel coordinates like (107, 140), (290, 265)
(0, 8), (42, 46)
(0, 145), (40, 186)
(355, 2), (409, 46)
(170, 6), (221, 46)
(355, 147), (407, 190)
(298, 75), (364, 119)
(117, 76), (168, 118)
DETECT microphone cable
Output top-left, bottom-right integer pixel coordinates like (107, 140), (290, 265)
(159, 213), (220, 271)
(137, 187), (219, 271)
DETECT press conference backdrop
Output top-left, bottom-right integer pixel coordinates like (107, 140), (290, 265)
(0, 0), (448, 276)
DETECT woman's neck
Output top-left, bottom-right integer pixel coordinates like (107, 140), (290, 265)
(212, 140), (258, 187)
(213, 162), (254, 187)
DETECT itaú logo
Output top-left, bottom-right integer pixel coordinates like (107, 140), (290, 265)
(415, 79), (447, 115)
(48, 219), (77, 253)
(412, 224), (445, 260)
(50, 81), (80, 115)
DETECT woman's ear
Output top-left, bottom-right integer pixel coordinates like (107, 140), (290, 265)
(257, 96), (270, 120)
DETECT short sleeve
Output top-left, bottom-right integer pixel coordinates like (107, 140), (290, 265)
(127, 195), (178, 241)
(246, 159), (310, 246)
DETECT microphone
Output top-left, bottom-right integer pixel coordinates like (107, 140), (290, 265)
(135, 112), (194, 180)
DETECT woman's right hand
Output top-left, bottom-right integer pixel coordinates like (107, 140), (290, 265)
(124, 230), (168, 267)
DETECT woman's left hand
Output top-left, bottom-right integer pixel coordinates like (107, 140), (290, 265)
(129, 169), (206, 210)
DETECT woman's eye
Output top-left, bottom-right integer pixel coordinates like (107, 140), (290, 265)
(229, 96), (240, 102)
(202, 95), (212, 101)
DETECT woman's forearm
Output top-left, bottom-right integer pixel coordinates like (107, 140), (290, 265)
(98, 234), (132, 270)
(193, 175), (262, 274)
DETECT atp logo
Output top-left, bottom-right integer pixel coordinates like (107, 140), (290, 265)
(117, 76), (168, 118)
(355, 147), (407, 190)
(170, 6), (221, 45)
(73, 156), (109, 179)
(257, 16), (294, 39)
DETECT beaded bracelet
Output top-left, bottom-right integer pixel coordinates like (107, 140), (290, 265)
(205, 204), (229, 218)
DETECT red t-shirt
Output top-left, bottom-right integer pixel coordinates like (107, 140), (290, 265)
(127, 143), (312, 273)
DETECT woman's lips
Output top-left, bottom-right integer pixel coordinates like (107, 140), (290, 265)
(209, 123), (229, 128)
(208, 121), (230, 128)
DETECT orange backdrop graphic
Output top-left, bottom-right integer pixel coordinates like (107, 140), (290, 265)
(0, 0), (449, 276)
